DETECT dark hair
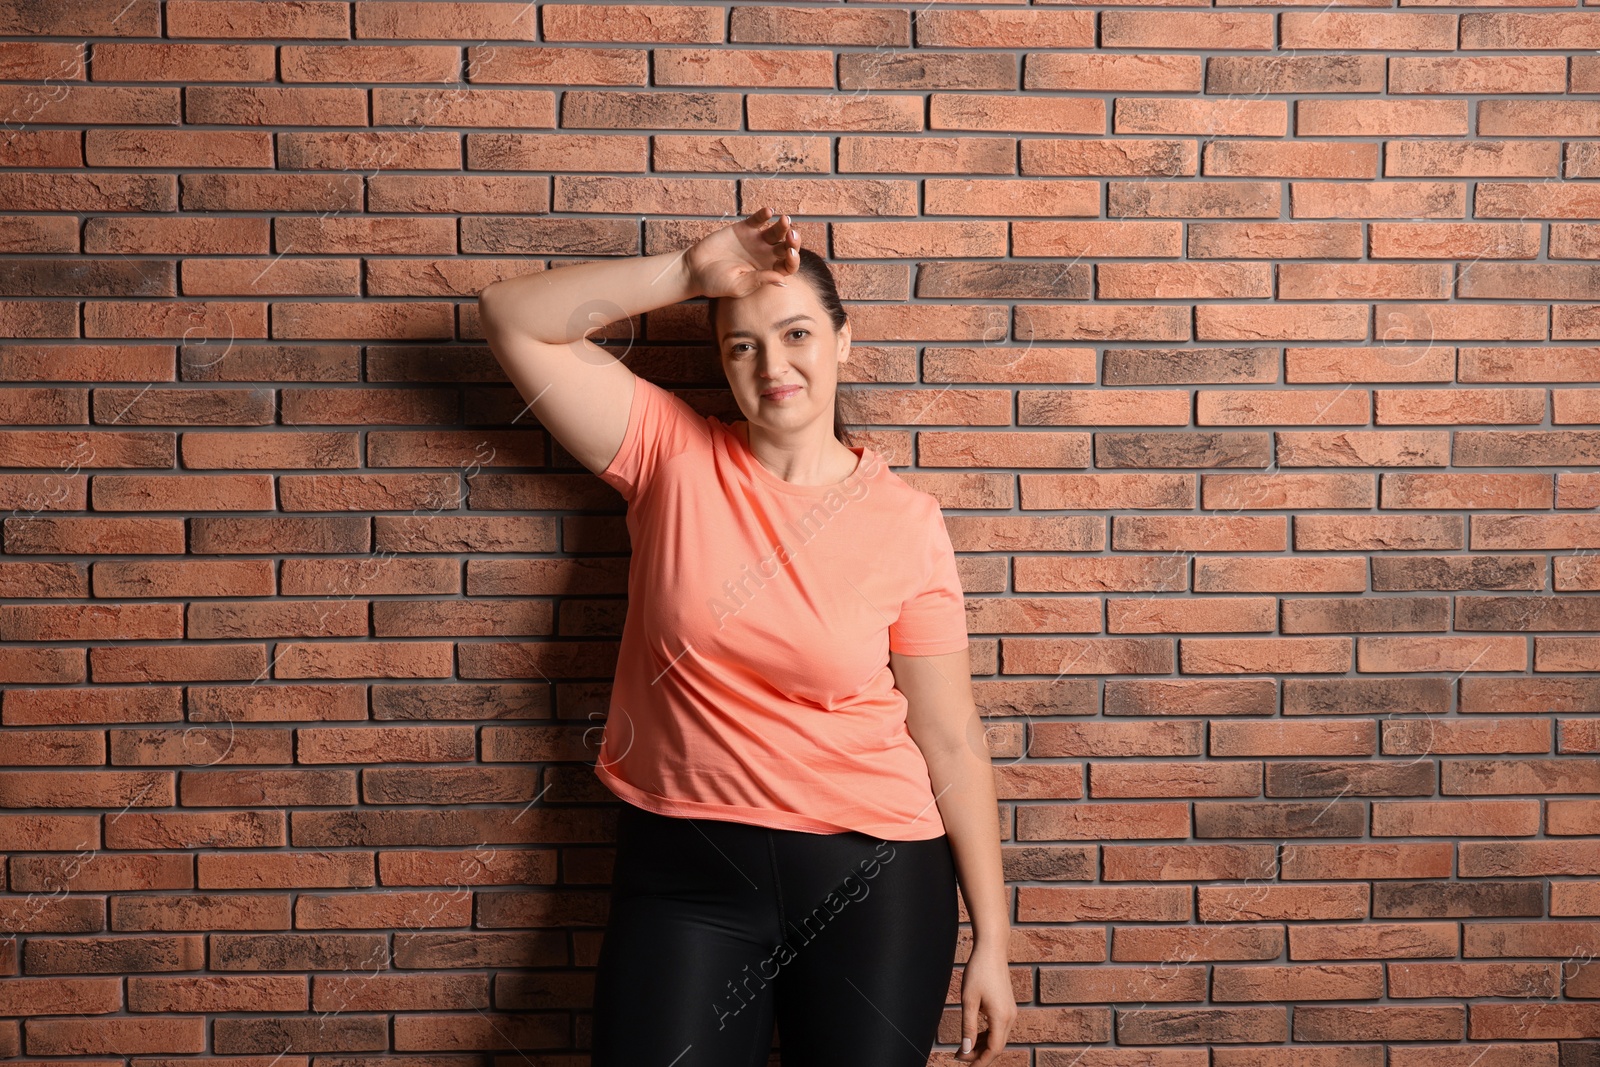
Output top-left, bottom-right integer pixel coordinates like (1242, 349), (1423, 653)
(705, 246), (854, 447)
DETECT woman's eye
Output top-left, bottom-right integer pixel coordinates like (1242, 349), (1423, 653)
(730, 331), (802, 354)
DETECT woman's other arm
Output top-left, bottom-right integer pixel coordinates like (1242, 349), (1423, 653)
(476, 207), (799, 477)
(895, 647), (1017, 1066)
(477, 250), (696, 477)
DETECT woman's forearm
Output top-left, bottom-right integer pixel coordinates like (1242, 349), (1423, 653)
(924, 740), (1011, 949)
(479, 248), (697, 345)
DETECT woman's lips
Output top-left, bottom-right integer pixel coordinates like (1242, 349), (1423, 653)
(762, 385), (801, 400)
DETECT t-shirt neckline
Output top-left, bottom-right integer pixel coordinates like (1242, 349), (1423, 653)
(723, 420), (870, 496)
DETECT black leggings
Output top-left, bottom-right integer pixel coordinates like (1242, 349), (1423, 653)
(591, 801), (960, 1067)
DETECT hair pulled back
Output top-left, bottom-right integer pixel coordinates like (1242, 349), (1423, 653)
(705, 246), (854, 446)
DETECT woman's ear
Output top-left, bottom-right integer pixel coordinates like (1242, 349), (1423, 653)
(837, 320), (851, 365)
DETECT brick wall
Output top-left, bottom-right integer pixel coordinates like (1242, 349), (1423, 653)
(3, 0), (1600, 1062)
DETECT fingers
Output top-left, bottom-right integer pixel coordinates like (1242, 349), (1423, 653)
(744, 206), (782, 239)
(751, 207), (797, 246)
(974, 1027), (1008, 1067)
(958, 1000), (1015, 1066)
(976, 1010), (1015, 1067)
(746, 206), (779, 232)
(746, 208), (801, 275)
(959, 999), (979, 1060)
(763, 226), (799, 272)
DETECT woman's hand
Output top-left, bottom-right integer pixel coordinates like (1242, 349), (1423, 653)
(956, 940), (1016, 1066)
(682, 206), (800, 299)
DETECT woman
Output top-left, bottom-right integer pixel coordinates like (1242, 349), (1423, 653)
(478, 207), (1015, 1067)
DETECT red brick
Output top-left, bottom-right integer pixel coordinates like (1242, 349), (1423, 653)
(94, 559), (274, 598)
(0, 561), (89, 598)
(1460, 12), (1600, 50)
(1280, 844), (1459, 883)
(190, 517), (370, 554)
(187, 601), (368, 640)
(367, 430), (542, 468)
(279, 558), (461, 597)
(278, 474), (461, 512)
(1278, 263), (1449, 301)
(1465, 181), (1600, 219)
(0, 603), (183, 642)
(1376, 304), (1548, 342)
(181, 431), (359, 469)
(0, 473), (86, 511)
(1293, 180), (1467, 219)
(1188, 221), (1362, 260)
(1210, 722), (1377, 759)
(90, 474), (274, 511)
(1209, 959), (1376, 1004)
(1037, 960), (1207, 1002)
(25, 1016), (205, 1055)
(1016, 303), (1191, 342)
(1002, 637), (1175, 676)
(1102, 11), (1274, 49)
(274, 642), (455, 679)
(1024, 53), (1203, 92)
(1019, 801), (1191, 844)
(1381, 473), (1553, 510)
(0, 431), (175, 468)
(1554, 389), (1600, 425)
(1366, 935), (1528, 989)
(1012, 220), (1185, 259)
(1095, 262), (1272, 300)
(1299, 99), (1465, 137)
(1535, 638), (1600, 673)
(1295, 515), (1464, 551)
(91, 41), (276, 82)
(0, 647), (86, 684)
(1369, 806), (1542, 838)
(3, 517), (185, 555)
(1286, 921), (1465, 966)
(281, 44), (464, 83)
(1021, 474), (1194, 510)
(1429, 137), (1558, 179)
(1275, 431), (1449, 468)
(924, 178), (1097, 218)
(1358, 637), (1527, 673)
(1198, 389), (1371, 426)
(1014, 556), (1188, 593)
(91, 644), (269, 683)
(1194, 557), (1367, 593)
(3, 686), (182, 725)
(1390, 56), (1565, 95)
(1107, 597), (1275, 634)
(1286, 347), (1465, 383)
(745, 94), (921, 134)
(1120, 101), (1292, 139)
(1459, 346), (1600, 383)
(1024, 136), (1177, 174)
(538, 3), (722, 42)
(902, 9), (1085, 48)
(1182, 638), (1353, 674)
(1472, 516), (1600, 551)
(1203, 140), (1380, 180)
(1112, 516), (1287, 552)
(1201, 474), (1375, 510)
(1292, 1011), (1465, 1043)
(1120, 927), (1280, 966)
(1195, 305), (1369, 342)
(1557, 473), (1600, 510)
(360, 2), (540, 40)
(1371, 223), (1541, 261)
(167, 1), (345, 37)
(1376, 388), (1546, 425)
(1280, 13), (1458, 51)
(1022, 389), (1191, 426)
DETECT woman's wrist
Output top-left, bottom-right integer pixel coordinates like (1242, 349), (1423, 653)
(969, 927), (1011, 956)
(675, 244), (701, 300)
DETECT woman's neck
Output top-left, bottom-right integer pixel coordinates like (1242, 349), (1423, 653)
(733, 420), (858, 486)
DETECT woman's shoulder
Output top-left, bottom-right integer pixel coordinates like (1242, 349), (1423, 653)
(864, 458), (946, 525)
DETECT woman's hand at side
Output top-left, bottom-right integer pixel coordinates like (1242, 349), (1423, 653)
(682, 206), (801, 299)
(956, 939), (1016, 1066)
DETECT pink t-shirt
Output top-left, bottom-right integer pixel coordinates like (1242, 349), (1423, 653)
(594, 374), (971, 840)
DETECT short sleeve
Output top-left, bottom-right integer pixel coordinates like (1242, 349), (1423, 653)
(597, 373), (708, 502)
(888, 503), (970, 656)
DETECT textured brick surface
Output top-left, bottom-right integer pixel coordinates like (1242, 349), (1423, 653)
(1, 2), (1598, 1063)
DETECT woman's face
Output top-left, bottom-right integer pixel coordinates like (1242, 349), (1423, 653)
(715, 280), (850, 432)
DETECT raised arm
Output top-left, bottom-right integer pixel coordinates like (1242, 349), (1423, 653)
(476, 207), (801, 477)
(477, 249), (689, 477)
